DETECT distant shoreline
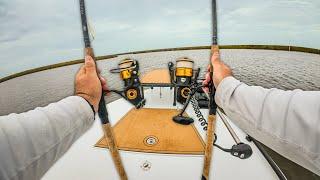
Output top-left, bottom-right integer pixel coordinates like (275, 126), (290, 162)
(1, 45), (319, 84)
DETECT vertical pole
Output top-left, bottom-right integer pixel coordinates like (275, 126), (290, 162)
(79, 1), (127, 179)
(202, 0), (218, 179)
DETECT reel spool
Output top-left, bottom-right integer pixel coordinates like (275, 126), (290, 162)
(175, 57), (194, 104)
(110, 58), (145, 108)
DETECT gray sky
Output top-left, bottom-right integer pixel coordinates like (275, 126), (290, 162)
(0, 0), (319, 78)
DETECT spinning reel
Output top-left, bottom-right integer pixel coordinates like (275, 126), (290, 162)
(169, 61), (253, 159)
(168, 57), (200, 105)
(110, 58), (146, 108)
(169, 58), (202, 125)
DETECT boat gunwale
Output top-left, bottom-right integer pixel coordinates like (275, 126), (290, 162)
(1, 45), (319, 83)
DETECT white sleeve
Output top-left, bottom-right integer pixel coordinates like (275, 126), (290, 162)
(215, 76), (320, 176)
(0, 96), (95, 180)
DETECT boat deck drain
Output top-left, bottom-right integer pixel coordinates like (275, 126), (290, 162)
(143, 135), (158, 146)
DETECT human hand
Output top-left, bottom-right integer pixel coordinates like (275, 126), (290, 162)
(75, 56), (108, 112)
(203, 51), (232, 92)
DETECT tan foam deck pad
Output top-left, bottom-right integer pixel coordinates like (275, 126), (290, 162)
(96, 108), (206, 154)
(141, 69), (171, 84)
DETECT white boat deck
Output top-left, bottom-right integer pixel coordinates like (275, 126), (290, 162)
(42, 88), (278, 180)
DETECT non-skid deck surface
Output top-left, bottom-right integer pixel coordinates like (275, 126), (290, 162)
(96, 108), (206, 154)
(140, 69), (171, 84)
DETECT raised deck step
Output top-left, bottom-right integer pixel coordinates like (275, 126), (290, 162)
(96, 108), (207, 154)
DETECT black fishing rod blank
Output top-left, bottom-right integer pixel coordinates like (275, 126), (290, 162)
(79, 0), (127, 179)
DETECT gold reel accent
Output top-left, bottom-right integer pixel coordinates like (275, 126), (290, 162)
(119, 58), (136, 80)
(120, 70), (131, 80)
(181, 87), (191, 99)
(176, 67), (193, 77)
(175, 57), (194, 77)
(127, 89), (138, 100)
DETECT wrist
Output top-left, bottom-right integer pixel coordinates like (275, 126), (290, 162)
(84, 99), (96, 115)
(215, 76), (240, 108)
(76, 95), (96, 119)
(214, 75), (232, 88)
(76, 93), (98, 112)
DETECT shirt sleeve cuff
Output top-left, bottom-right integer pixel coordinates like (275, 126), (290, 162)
(69, 96), (95, 121)
(215, 76), (242, 108)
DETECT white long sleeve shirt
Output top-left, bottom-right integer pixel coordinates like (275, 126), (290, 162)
(0, 96), (94, 180)
(215, 76), (320, 176)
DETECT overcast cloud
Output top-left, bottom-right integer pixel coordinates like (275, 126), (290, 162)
(0, 0), (319, 78)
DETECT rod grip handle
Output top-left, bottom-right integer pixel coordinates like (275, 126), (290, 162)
(85, 47), (95, 59)
(202, 114), (216, 179)
(98, 94), (109, 124)
(102, 124), (128, 180)
(209, 45), (219, 115)
(211, 45), (219, 53)
(210, 45), (219, 72)
(84, 47), (109, 123)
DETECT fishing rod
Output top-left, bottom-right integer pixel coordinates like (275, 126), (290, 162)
(201, 1), (218, 179)
(201, 1), (252, 170)
(78, 0), (127, 179)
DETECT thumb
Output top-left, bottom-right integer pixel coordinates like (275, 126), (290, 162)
(211, 50), (221, 64)
(85, 55), (96, 73)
